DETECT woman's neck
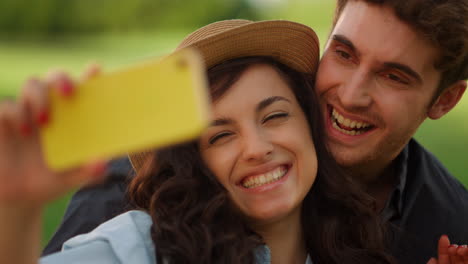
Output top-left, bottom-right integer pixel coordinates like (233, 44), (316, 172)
(251, 207), (307, 264)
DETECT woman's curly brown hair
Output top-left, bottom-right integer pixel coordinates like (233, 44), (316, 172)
(128, 56), (396, 264)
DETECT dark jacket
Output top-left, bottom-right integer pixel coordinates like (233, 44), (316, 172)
(385, 139), (468, 263)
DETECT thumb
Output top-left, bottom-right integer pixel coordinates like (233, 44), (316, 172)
(57, 160), (108, 188)
(437, 235), (451, 264)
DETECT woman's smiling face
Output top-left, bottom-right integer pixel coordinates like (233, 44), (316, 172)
(199, 64), (317, 225)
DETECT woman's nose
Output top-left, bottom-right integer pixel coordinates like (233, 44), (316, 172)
(240, 128), (274, 163)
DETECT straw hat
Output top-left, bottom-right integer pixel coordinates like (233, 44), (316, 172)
(129, 19), (320, 172)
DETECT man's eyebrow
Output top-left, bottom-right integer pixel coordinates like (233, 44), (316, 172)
(383, 62), (422, 83)
(256, 96), (290, 113)
(332, 34), (356, 52)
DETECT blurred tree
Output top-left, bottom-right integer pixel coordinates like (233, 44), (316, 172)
(0, 0), (259, 38)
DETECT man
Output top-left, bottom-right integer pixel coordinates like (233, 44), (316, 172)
(315, 0), (468, 262)
(44, 0), (468, 262)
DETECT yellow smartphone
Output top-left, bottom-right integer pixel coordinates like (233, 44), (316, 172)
(40, 48), (210, 171)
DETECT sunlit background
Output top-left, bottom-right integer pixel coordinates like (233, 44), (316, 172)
(0, 0), (466, 247)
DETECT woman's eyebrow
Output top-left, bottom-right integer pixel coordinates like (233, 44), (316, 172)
(210, 117), (233, 127)
(209, 96), (290, 127)
(256, 96), (290, 113)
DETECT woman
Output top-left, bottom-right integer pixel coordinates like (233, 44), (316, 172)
(0, 20), (464, 264)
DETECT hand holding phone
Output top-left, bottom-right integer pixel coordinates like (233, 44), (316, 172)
(40, 48), (210, 170)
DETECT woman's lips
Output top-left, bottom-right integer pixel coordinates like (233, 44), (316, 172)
(240, 165), (289, 189)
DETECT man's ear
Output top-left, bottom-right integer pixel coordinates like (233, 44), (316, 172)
(428, 80), (467, 120)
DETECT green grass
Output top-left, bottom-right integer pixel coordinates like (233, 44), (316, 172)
(0, 30), (186, 99)
(42, 192), (73, 246)
(1, 1), (467, 249)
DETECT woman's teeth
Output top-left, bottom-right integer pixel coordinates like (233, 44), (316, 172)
(242, 166), (288, 189)
(331, 108), (372, 136)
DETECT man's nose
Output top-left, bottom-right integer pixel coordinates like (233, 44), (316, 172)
(240, 128), (274, 163)
(337, 70), (373, 109)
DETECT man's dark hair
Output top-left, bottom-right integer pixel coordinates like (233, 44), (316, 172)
(334, 0), (468, 93)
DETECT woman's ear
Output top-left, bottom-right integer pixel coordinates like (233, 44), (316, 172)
(428, 80), (467, 120)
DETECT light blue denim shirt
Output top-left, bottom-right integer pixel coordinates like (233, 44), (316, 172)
(41, 210), (312, 264)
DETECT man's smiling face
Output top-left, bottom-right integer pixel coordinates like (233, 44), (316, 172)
(315, 1), (442, 176)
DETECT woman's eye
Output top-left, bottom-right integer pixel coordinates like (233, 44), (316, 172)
(208, 132), (232, 145)
(263, 112), (290, 124)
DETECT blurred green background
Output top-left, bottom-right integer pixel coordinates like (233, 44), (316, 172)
(0, 0), (466, 248)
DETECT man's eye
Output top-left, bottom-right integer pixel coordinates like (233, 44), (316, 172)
(208, 132), (232, 145)
(383, 72), (410, 85)
(336, 49), (352, 60)
(387, 73), (408, 84)
(263, 112), (290, 124)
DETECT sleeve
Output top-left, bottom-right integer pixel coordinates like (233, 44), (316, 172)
(40, 240), (120, 264)
(41, 211), (157, 264)
(42, 157), (133, 255)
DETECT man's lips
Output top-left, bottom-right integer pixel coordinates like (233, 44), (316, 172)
(328, 106), (376, 136)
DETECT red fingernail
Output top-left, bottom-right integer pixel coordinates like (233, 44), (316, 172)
(93, 163), (108, 176)
(20, 124), (31, 136)
(449, 244), (459, 248)
(37, 110), (49, 126)
(59, 79), (74, 96)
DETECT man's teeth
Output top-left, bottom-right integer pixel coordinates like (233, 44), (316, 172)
(332, 122), (362, 135)
(242, 166), (288, 189)
(331, 108), (371, 136)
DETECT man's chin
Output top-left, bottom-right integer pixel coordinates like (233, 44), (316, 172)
(333, 153), (368, 169)
(329, 146), (381, 174)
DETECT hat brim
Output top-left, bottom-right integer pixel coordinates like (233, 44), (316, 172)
(177, 20), (319, 74)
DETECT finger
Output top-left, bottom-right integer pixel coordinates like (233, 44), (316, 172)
(427, 257), (438, 264)
(6, 103), (28, 137)
(45, 70), (75, 97)
(79, 62), (102, 82)
(0, 100), (17, 135)
(23, 160), (109, 205)
(18, 78), (49, 127)
(438, 235), (451, 264)
(0, 99), (33, 139)
(15, 101), (32, 136)
(449, 244), (462, 263)
(456, 245), (468, 264)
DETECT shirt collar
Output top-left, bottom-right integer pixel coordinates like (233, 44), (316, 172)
(254, 245), (312, 264)
(381, 143), (409, 220)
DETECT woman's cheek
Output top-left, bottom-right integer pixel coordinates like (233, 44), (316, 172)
(203, 144), (238, 186)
